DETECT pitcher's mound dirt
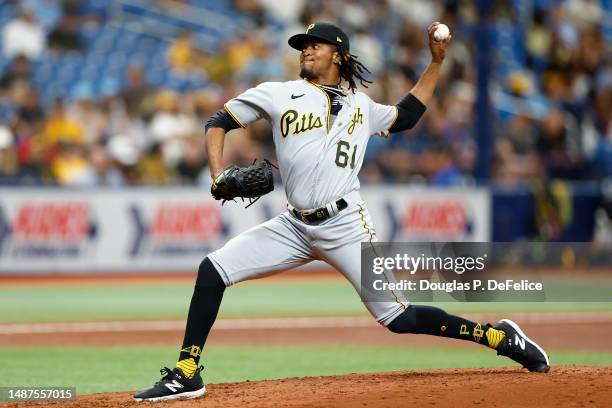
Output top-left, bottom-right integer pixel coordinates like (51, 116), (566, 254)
(6, 366), (611, 408)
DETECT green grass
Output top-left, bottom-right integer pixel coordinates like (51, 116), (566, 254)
(1, 280), (611, 323)
(0, 346), (611, 395)
(0, 281), (364, 323)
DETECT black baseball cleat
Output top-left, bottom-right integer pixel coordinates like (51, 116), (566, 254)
(133, 366), (206, 402)
(494, 319), (550, 373)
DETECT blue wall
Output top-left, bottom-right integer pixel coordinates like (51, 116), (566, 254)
(492, 182), (601, 242)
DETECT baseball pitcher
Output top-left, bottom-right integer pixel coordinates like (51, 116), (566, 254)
(134, 22), (549, 402)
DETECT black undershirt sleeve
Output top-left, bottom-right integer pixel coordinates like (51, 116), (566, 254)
(205, 108), (241, 133)
(388, 93), (427, 133)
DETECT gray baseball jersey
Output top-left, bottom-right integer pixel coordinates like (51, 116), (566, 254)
(224, 80), (397, 209)
(210, 79), (408, 326)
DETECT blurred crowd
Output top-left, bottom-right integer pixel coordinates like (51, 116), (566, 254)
(0, 0), (610, 187)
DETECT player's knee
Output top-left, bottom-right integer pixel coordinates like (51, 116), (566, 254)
(387, 306), (417, 334)
(195, 257), (226, 290)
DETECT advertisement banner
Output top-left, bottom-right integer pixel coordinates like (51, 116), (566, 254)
(363, 186), (490, 242)
(0, 186), (490, 273)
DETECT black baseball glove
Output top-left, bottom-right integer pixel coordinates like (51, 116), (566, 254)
(211, 159), (276, 207)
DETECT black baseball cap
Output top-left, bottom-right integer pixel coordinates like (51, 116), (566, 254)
(288, 22), (350, 52)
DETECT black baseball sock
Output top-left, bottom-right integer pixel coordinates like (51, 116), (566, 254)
(176, 257), (226, 378)
(387, 305), (505, 349)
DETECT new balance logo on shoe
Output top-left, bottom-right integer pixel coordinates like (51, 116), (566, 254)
(165, 380), (184, 393)
(515, 335), (526, 350)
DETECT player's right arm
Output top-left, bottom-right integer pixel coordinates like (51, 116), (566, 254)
(409, 22), (451, 106)
(368, 22), (451, 137)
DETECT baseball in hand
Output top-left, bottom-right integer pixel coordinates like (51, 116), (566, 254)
(433, 23), (450, 41)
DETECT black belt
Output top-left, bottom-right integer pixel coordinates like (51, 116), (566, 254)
(292, 199), (348, 224)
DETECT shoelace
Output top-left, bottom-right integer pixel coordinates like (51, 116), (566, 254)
(155, 365), (205, 385)
(155, 367), (175, 385)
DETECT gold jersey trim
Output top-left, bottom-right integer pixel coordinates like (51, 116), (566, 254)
(305, 80), (331, 133)
(357, 203), (406, 310)
(223, 103), (247, 129)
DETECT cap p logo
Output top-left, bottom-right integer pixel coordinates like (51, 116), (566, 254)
(336, 36), (342, 43)
(306, 23), (315, 33)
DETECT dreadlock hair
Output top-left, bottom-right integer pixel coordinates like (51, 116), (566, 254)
(338, 49), (372, 92)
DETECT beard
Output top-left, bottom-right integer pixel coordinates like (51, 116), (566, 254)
(299, 66), (314, 80)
